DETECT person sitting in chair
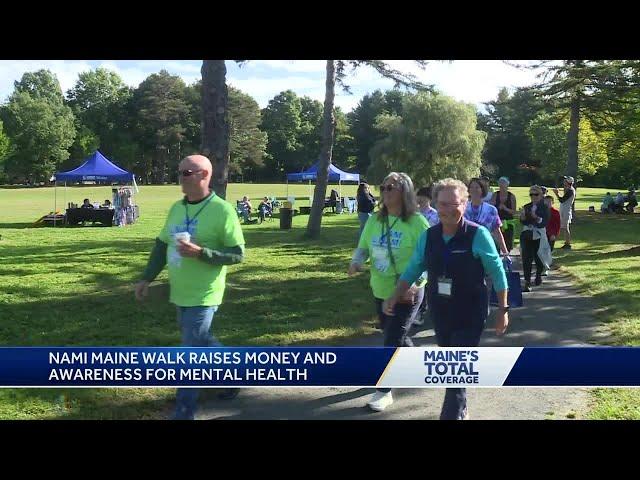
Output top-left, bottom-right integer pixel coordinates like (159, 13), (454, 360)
(601, 192), (614, 214)
(257, 197), (272, 222)
(238, 196), (255, 223)
(613, 192), (625, 214)
(102, 199), (113, 209)
(81, 198), (94, 209)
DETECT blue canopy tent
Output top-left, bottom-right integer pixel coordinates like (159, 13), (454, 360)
(52, 150), (137, 225)
(55, 150), (134, 183)
(286, 161), (360, 198)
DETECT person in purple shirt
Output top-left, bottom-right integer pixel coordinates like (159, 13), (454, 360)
(416, 186), (440, 227)
(465, 178), (509, 256)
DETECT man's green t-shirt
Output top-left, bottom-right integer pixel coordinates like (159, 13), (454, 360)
(158, 193), (245, 306)
(357, 213), (429, 299)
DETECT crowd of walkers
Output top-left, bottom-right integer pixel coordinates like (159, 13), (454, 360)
(350, 173), (578, 419)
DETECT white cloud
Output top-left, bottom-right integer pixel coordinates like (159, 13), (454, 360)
(134, 60), (202, 74)
(328, 60), (545, 109)
(94, 61), (202, 89)
(247, 60), (326, 73)
(0, 59), (548, 114)
(0, 60), (93, 101)
(334, 93), (363, 112)
(383, 60), (543, 105)
(228, 71), (368, 112)
(0, 60), (205, 103)
(94, 61), (150, 89)
(228, 74), (325, 106)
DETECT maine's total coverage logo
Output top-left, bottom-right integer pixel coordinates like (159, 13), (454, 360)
(377, 347), (523, 388)
(423, 349), (480, 384)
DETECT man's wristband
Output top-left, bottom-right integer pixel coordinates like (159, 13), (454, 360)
(498, 305), (510, 313)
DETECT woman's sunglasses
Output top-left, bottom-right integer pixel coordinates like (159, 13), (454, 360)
(379, 185), (398, 192)
(179, 169), (203, 177)
(529, 192), (540, 197)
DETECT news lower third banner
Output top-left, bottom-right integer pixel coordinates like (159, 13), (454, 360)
(1, 347), (640, 388)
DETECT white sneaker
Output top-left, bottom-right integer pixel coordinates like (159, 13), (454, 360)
(367, 391), (393, 412)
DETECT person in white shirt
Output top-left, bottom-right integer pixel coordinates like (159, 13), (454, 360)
(481, 176), (494, 203)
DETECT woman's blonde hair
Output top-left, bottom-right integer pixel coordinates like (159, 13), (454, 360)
(432, 178), (469, 205)
(377, 172), (418, 221)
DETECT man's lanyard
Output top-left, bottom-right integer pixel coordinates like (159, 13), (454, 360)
(442, 242), (453, 278)
(184, 193), (214, 229)
(437, 235), (456, 297)
(441, 221), (463, 278)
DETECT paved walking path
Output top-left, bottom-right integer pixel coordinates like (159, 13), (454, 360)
(198, 250), (610, 420)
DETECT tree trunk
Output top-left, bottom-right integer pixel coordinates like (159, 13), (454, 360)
(152, 146), (167, 184)
(201, 60), (230, 199)
(160, 148), (168, 184)
(566, 94), (580, 179)
(306, 60), (336, 239)
(151, 148), (160, 184)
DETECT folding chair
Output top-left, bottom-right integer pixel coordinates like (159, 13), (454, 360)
(236, 201), (256, 224)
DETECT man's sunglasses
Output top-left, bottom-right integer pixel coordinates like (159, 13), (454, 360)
(379, 185), (398, 192)
(179, 169), (203, 177)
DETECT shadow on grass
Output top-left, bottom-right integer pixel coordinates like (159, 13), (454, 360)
(0, 242), (157, 297)
(557, 246), (640, 266)
(0, 222), (38, 229)
(0, 215), (384, 418)
(1, 217), (373, 345)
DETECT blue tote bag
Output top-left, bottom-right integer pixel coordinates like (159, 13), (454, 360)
(490, 261), (523, 308)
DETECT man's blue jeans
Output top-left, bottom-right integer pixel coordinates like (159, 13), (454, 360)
(173, 305), (219, 420)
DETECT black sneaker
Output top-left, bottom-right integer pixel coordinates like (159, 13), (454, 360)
(218, 388), (240, 400)
(561, 243), (572, 250)
(523, 282), (532, 292)
(535, 275), (542, 286)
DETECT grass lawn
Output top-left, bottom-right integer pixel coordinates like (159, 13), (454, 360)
(0, 183), (638, 419)
(545, 207), (640, 419)
(0, 183), (367, 419)
(508, 185), (640, 419)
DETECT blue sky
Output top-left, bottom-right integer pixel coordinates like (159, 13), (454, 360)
(0, 60), (544, 112)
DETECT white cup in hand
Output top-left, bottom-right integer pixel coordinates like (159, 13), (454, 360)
(174, 232), (191, 257)
(174, 232), (191, 244)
